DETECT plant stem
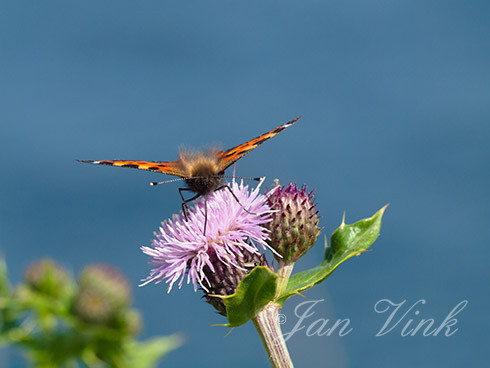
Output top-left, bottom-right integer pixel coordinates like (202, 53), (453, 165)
(275, 260), (294, 299)
(252, 303), (293, 368)
(252, 260), (295, 368)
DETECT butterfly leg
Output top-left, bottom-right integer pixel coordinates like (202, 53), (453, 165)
(178, 188), (200, 221)
(203, 195), (208, 236)
(215, 184), (257, 216)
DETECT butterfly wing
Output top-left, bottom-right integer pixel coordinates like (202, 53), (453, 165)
(77, 159), (186, 177)
(217, 116), (301, 172)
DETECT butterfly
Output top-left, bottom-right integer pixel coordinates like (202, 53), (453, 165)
(78, 116), (301, 231)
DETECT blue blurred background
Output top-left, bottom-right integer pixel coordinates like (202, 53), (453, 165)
(1, 1), (489, 367)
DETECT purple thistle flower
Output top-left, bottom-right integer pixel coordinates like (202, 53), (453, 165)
(140, 180), (273, 293)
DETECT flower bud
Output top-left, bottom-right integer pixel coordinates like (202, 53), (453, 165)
(24, 259), (71, 298)
(73, 287), (115, 324)
(265, 183), (321, 263)
(73, 264), (131, 324)
(202, 249), (270, 316)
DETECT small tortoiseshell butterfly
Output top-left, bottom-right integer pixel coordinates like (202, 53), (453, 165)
(79, 116), (301, 230)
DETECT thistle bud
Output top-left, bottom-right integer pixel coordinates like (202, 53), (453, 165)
(73, 264), (131, 324)
(24, 259), (72, 298)
(202, 249), (270, 316)
(73, 287), (115, 324)
(265, 182), (321, 263)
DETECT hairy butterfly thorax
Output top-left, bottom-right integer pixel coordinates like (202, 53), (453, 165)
(178, 149), (224, 195)
(78, 116), (301, 233)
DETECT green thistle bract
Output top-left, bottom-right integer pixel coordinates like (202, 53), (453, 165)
(202, 249), (270, 316)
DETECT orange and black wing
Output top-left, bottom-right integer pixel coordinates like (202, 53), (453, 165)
(77, 159), (186, 177)
(217, 116), (301, 172)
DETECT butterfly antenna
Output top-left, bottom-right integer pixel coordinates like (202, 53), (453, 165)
(150, 178), (186, 186)
(223, 175), (264, 182)
(154, 175), (216, 186)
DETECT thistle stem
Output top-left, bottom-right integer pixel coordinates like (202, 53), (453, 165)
(275, 260), (294, 299)
(252, 303), (294, 368)
(252, 260), (295, 368)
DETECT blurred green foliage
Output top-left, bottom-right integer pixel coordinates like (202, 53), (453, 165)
(0, 258), (182, 367)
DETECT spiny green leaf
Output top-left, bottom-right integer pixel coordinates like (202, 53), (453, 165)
(221, 266), (278, 327)
(277, 205), (388, 305)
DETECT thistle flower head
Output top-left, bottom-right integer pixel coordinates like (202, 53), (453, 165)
(265, 182), (321, 263)
(141, 180), (273, 293)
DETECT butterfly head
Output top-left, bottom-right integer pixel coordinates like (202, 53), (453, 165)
(185, 172), (224, 195)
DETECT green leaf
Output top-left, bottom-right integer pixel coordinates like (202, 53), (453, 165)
(0, 257), (11, 298)
(126, 334), (183, 368)
(221, 266), (278, 327)
(277, 205), (388, 304)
